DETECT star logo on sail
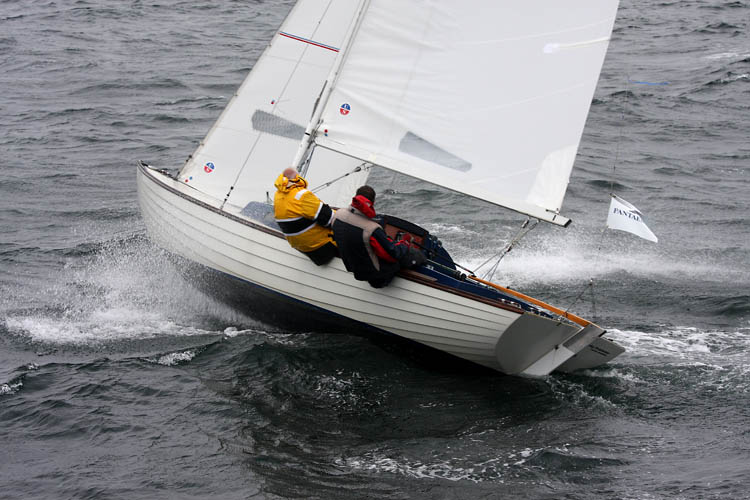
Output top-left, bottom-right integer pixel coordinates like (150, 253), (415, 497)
(339, 103), (351, 116)
(204, 162), (215, 174)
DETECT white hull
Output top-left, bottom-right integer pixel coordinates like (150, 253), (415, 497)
(137, 164), (623, 377)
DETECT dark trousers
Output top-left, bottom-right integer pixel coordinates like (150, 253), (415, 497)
(303, 242), (339, 266)
(367, 261), (401, 288)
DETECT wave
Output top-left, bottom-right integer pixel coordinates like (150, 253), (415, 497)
(698, 1), (747, 9)
(704, 72), (750, 86)
(2, 236), (267, 347)
(606, 89), (638, 100)
(153, 96), (219, 107)
(146, 350), (197, 366)
(336, 443), (626, 484)
(149, 114), (191, 123)
(43, 107), (97, 118)
(585, 179), (631, 190)
(606, 326), (750, 362)
(710, 294), (750, 317)
(695, 22), (744, 34)
(70, 78), (189, 96)
(0, 378), (23, 396)
(0, 361), (38, 397)
(704, 52), (750, 61)
(336, 451), (499, 482)
(457, 240), (746, 289)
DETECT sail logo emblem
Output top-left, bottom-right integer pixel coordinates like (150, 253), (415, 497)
(204, 162), (215, 174)
(340, 103), (351, 116)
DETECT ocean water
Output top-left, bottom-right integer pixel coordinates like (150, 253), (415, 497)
(1, 1), (749, 499)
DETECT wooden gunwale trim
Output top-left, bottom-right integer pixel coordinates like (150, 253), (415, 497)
(467, 275), (591, 327)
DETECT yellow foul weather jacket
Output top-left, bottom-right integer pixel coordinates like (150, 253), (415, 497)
(273, 173), (335, 253)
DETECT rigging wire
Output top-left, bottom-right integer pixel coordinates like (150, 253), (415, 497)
(473, 217), (538, 282)
(311, 162), (371, 193)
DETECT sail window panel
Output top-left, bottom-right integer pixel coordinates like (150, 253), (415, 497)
(399, 133), (471, 172)
(316, 0), (618, 219)
(251, 110), (306, 140)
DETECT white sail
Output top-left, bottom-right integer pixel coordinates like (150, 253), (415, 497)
(178, 0), (367, 210)
(313, 0), (620, 225)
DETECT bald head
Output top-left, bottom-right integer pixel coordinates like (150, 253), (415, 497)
(282, 167), (299, 180)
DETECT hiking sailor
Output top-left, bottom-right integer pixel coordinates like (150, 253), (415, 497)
(273, 168), (338, 265)
(332, 185), (426, 288)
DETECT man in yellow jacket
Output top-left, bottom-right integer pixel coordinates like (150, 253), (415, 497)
(273, 167), (338, 265)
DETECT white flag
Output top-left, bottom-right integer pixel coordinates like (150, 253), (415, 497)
(606, 195), (658, 243)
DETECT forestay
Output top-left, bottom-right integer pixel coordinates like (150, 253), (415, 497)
(314, 0), (620, 225)
(178, 0), (368, 210)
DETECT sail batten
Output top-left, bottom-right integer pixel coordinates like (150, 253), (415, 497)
(310, 0), (619, 225)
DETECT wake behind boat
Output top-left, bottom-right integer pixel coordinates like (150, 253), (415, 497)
(137, 0), (625, 377)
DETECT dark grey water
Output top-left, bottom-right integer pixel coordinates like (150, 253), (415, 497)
(1, 1), (749, 499)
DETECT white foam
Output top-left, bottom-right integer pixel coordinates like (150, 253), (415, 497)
(546, 376), (618, 409)
(433, 223), (747, 288)
(5, 236), (266, 346)
(423, 223), (483, 237)
(603, 327), (750, 390)
(313, 371), (373, 408)
(337, 445), (554, 483)
(153, 350), (196, 366)
(578, 367), (645, 384)
(606, 326), (750, 360)
(511, 447), (537, 465)
(5, 314), (215, 345)
(336, 454), (494, 483)
(704, 51), (750, 60)
(0, 381), (22, 396)
(722, 73), (749, 83)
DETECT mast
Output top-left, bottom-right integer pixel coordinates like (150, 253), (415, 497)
(291, 0), (371, 175)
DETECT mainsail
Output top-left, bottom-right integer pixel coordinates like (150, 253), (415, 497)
(312, 0), (620, 226)
(178, 0), (368, 209)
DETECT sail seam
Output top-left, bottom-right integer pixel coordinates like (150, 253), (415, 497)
(278, 31), (340, 52)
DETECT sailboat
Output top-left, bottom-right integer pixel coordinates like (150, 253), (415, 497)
(137, 0), (624, 377)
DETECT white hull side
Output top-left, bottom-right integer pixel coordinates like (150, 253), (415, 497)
(137, 165), (614, 376)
